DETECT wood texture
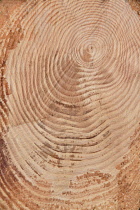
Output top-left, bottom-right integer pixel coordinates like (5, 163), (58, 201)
(0, 0), (140, 209)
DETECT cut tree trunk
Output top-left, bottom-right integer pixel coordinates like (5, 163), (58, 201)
(0, 0), (140, 209)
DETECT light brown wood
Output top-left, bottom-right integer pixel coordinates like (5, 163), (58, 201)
(0, 0), (140, 209)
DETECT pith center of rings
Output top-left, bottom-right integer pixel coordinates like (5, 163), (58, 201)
(82, 45), (94, 63)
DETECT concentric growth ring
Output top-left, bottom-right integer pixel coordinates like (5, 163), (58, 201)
(0, 0), (140, 209)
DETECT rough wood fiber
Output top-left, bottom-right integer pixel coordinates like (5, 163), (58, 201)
(0, 0), (140, 209)
(128, 0), (140, 14)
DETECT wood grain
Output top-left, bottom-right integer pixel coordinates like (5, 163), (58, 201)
(0, 0), (140, 209)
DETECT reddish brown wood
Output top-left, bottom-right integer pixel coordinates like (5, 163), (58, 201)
(0, 0), (140, 209)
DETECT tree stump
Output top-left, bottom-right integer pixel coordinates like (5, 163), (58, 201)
(0, 0), (140, 209)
